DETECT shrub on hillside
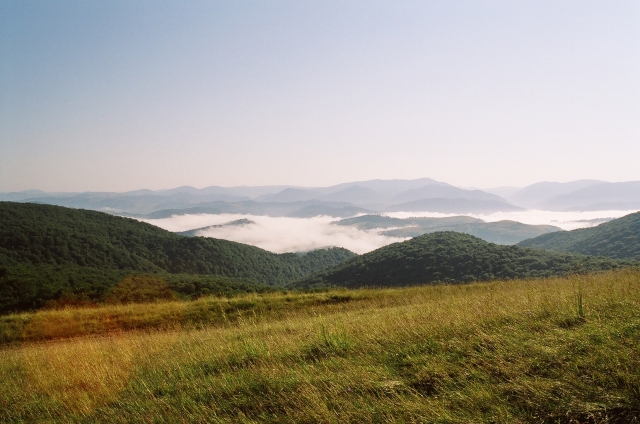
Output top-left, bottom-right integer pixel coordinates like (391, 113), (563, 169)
(105, 275), (177, 304)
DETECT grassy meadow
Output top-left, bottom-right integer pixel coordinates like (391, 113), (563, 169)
(1, 270), (639, 423)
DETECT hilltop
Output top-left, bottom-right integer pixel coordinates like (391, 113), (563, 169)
(0, 202), (355, 312)
(334, 214), (560, 244)
(517, 211), (640, 260)
(294, 232), (633, 289)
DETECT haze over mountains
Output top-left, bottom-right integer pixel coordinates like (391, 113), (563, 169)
(3, 178), (639, 217)
(495, 180), (640, 211)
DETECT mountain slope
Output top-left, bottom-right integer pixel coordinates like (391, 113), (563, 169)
(542, 181), (640, 211)
(386, 198), (521, 214)
(333, 215), (559, 244)
(517, 211), (640, 260)
(506, 180), (604, 209)
(381, 220), (560, 245)
(318, 186), (386, 204)
(294, 232), (632, 289)
(0, 202), (355, 282)
(320, 178), (449, 197)
(0, 202), (356, 311)
(177, 219), (255, 236)
(255, 188), (321, 203)
(391, 185), (508, 204)
(286, 205), (371, 218)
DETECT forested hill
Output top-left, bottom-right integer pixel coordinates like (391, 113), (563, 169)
(517, 212), (640, 260)
(0, 202), (354, 282)
(293, 232), (634, 289)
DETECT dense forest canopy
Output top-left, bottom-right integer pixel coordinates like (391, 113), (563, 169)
(333, 214), (561, 245)
(294, 232), (635, 289)
(0, 202), (355, 312)
(517, 211), (640, 260)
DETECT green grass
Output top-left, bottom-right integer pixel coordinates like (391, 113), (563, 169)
(1, 270), (640, 423)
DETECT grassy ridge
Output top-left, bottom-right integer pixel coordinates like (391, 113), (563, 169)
(1, 270), (639, 422)
(0, 290), (361, 345)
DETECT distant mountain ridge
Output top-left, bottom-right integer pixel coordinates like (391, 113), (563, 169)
(4, 177), (639, 216)
(505, 180), (604, 209)
(1, 178), (519, 216)
(386, 198), (520, 214)
(504, 180), (640, 211)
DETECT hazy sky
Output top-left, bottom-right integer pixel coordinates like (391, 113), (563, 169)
(2, 1), (639, 192)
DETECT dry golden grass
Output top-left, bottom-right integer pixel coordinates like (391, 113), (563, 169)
(1, 270), (639, 422)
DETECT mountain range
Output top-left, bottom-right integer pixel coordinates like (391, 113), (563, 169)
(3, 178), (638, 217)
(494, 180), (640, 211)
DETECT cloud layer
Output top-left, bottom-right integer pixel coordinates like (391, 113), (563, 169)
(140, 214), (407, 254)
(140, 209), (639, 254)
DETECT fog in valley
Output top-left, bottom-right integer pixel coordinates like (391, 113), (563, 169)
(385, 209), (636, 231)
(139, 209), (637, 254)
(140, 214), (406, 254)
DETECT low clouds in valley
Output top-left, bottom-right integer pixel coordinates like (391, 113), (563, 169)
(140, 214), (407, 254)
(387, 210), (638, 231)
(139, 209), (638, 254)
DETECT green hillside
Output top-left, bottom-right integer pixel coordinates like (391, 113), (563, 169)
(0, 202), (355, 312)
(177, 219), (255, 236)
(334, 215), (482, 230)
(295, 232), (633, 289)
(334, 214), (560, 244)
(517, 211), (640, 260)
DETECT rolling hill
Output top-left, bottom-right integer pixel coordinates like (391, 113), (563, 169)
(381, 220), (560, 245)
(334, 215), (560, 245)
(0, 202), (355, 312)
(517, 211), (640, 260)
(294, 232), (633, 289)
(177, 219), (256, 236)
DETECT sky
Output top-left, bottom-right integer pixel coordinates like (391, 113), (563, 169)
(1, 1), (639, 192)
